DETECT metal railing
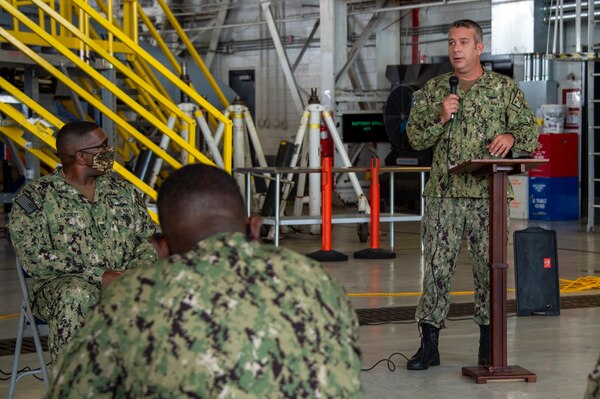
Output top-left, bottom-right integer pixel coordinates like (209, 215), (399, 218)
(0, 0), (236, 219)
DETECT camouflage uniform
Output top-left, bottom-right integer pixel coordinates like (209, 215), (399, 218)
(407, 69), (538, 328)
(585, 354), (600, 399)
(48, 232), (363, 398)
(8, 169), (157, 361)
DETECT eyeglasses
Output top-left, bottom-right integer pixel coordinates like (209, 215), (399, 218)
(75, 142), (112, 156)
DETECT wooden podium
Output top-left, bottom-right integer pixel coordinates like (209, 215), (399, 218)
(450, 159), (547, 384)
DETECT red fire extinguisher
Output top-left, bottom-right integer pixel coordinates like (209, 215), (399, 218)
(320, 113), (334, 159)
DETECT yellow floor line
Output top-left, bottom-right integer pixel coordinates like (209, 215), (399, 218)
(346, 290), (514, 297)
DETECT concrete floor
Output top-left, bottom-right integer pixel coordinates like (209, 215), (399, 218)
(1, 216), (599, 398)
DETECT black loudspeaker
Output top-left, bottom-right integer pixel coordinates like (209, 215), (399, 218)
(261, 141), (295, 217)
(513, 227), (560, 316)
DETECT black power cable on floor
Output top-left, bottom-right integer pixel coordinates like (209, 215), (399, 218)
(359, 314), (518, 371)
(361, 352), (411, 372)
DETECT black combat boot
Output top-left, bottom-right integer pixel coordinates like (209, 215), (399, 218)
(478, 324), (491, 366)
(406, 323), (440, 370)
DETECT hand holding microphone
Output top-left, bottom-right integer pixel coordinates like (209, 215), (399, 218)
(449, 76), (458, 120)
(438, 76), (459, 125)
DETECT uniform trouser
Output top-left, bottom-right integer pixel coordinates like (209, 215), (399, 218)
(415, 197), (491, 329)
(585, 353), (600, 399)
(31, 276), (100, 362)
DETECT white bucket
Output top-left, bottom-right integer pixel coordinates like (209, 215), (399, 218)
(541, 104), (565, 133)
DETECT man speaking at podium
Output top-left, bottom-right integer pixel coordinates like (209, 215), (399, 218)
(405, 19), (538, 370)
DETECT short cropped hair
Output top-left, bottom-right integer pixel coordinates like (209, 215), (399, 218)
(157, 164), (246, 235)
(450, 19), (483, 44)
(56, 121), (100, 156)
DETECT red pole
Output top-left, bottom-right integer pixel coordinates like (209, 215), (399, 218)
(412, 9), (420, 65)
(321, 156), (333, 251)
(370, 157), (381, 249)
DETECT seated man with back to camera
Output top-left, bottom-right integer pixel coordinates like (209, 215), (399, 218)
(8, 121), (157, 362)
(48, 163), (363, 398)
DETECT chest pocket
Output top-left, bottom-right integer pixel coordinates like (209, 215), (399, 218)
(477, 90), (505, 122)
(106, 195), (136, 229)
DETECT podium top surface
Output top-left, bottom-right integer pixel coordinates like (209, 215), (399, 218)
(449, 159), (548, 176)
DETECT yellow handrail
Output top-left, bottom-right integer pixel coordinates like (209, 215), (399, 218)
(30, 0), (192, 130)
(3, 2), (208, 166)
(0, 125), (59, 168)
(136, 3), (181, 76)
(0, 6), (217, 170)
(0, 27), (184, 171)
(70, 0), (233, 172)
(154, 0), (230, 109)
(0, 94), (159, 223)
(1, 0), (234, 174)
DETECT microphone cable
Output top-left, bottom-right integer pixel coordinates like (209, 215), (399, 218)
(414, 77), (458, 339)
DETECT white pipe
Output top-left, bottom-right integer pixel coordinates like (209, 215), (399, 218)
(178, 103), (195, 165)
(232, 105), (246, 194)
(293, 142), (310, 217)
(575, 0), (582, 52)
(148, 115), (178, 188)
(196, 112), (224, 168)
(559, 0), (564, 53)
(355, 0), (483, 15)
(282, 110), (309, 205)
(244, 110), (268, 168)
(307, 105), (322, 233)
(213, 109), (230, 146)
(553, 0), (559, 53)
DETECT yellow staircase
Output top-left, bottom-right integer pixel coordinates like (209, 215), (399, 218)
(0, 0), (235, 221)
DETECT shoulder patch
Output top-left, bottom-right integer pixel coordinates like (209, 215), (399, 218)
(510, 91), (524, 111)
(14, 194), (39, 215)
(412, 90), (427, 112)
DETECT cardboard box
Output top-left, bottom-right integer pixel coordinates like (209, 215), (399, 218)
(509, 175), (529, 219)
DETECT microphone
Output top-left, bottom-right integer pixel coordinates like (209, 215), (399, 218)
(449, 76), (458, 120)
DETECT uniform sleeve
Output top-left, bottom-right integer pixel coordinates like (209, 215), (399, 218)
(584, 353), (600, 399)
(407, 86), (448, 151)
(47, 301), (123, 398)
(8, 188), (101, 282)
(123, 187), (157, 270)
(506, 85), (538, 153)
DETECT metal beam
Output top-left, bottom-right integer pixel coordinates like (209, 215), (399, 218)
(23, 67), (40, 180)
(320, 0), (343, 106)
(335, 0), (389, 85)
(60, 63), (87, 121)
(261, 1), (305, 114)
(204, 0), (230, 71)
(292, 18), (320, 73)
(352, 0), (486, 15)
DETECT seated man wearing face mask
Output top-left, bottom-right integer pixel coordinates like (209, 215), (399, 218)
(8, 121), (157, 362)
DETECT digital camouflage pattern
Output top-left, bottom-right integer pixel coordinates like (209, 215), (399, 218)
(407, 68), (536, 328)
(9, 169), (156, 360)
(408, 68), (538, 199)
(416, 197), (491, 328)
(48, 232), (363, 399)
(585, 354), (600, 399)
